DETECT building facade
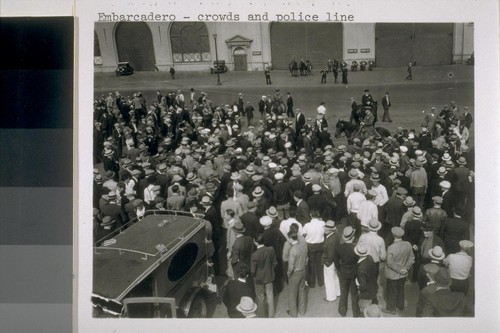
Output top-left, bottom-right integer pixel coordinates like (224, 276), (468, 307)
(94, 22), (474, 73)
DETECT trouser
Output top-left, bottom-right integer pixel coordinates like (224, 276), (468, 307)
(451, 278), (469, 295)
(382, 107), (392, 122)
(306, 243), (324, 287)
(338, 275), (361, 317)
(218, 228), (228, 276)
(254, 282), (274, 318)
(385, 278), (406, 311)
(287, 269), (307, 317)
(412, 187), (425, 208)
(266, 76), (272, 84)
(276, 203), (290, 221)
(324, 264), (341, 301)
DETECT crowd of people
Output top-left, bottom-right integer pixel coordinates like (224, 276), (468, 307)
(93, 85), (475, 318)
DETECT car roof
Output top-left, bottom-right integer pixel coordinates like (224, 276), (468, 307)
(93, 213), (205, 301)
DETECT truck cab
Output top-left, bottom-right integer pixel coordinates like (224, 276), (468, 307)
(92, 210), (217, 318)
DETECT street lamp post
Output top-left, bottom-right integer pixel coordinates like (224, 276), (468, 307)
(213, 33), (221, 85)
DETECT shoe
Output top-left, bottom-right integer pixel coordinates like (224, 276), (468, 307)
(323, 298), (336, 302)
(381, 308), (397, 315)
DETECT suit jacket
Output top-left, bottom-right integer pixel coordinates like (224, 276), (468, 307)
(416, 283), (438, 317)
(240, 211), (263, 239)
(422, 288), (467, 317)
(251, 246), (277, 284)
(381, 96), (391, 109)
(439, 217), (470, 254)
(222, 279), (255, 318)
(384, 196), (406, 227)
(296, 200), (311, 225)
(333, 242), (358, 279)
(231, 235), (255, 266)
(321, 231), (340, 267)
(356, 256), (378, 300)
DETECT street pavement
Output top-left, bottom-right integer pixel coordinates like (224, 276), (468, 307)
(94, 64), (475, 318)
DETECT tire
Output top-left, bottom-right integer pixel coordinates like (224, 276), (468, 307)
(115, 71), (120, 77)
(187, 294), (208, 318)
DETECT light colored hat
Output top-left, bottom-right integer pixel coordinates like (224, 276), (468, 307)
(439, 180), (451, 189)
(236, 296), (257, 314)
(367, 218), (382, 232)
(274, 172), (284, 181)
(266, 206), (278, 218)
(325, 220), (336, 230)
(364, 304), (382, 318)
(391, 227), (404, 238)
(354, 244), (369, 256)
(260, 216), (273, 227)
(428, 246), (445, 261)
(312, 184), (322, 192)
(459, 240), (474, 250)
(252, 187), (264, 197)
(342, 226), (356, 241)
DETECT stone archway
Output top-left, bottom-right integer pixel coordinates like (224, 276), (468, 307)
(115, 22), (156, 71)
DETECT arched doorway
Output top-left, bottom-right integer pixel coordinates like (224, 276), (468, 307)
(170, 22), (211, 63)
(375, 23), (454, 67)
(115, 22), (156, 71)
(270, 23), (343, 70)
(233, 47), (247, 71)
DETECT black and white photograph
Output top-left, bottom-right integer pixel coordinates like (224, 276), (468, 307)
(91, 20), (476, 319)
(77, 0), (499, 332)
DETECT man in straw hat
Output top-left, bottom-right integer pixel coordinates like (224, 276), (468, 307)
(236, 296), (258, 318)
(230, 221), (254, 282)
(322, 220), (341, 302)
(357, 218), (386, 281)
(333, 226), (361, 317)
(354, 243), (379, 315)
(383, 227), (415, 315)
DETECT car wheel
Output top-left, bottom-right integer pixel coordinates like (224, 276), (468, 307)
(187, 295), (207, 318)
(115, 72), (120, 77)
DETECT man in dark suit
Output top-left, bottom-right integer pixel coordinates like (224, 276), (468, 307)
(202, 196), (222, 275)
(422, 268), (468, 317)
(333, 226), (361, 317)
(251, 234), (277, 318)
(295, 109), (306, 136)
(294, 190), (311, 225)
(381, 92), (393, 122)
(222, 263), (256, 318)
(350, 97), (360, 125)
(286, 92), (294, 118)
(240, 201), (263, 239)
(383, 187), (407, 239)
(439, 207), (470, 255)
(355, 244), (379, 315)
(361, 89), (374, 108)
(322, 221), (341, 302)
(231, 221), (255, 281)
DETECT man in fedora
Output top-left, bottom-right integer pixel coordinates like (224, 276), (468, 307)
(422, 268), (467, 317)
(383, 187), (407, 237)
(322, 220), (341, 302)
(347, 183), (366, 235)
(418, 245), (446, 290)
(355, 243), (379, 315)
(240, 201), (263, 239)
(94, 216), (117, 245)
(294, 190), (311, 225)
(230, 221), (255, 281)
(333, 226), (361, 317)
(383, 227), (415, 315)
(260, 214), (286, 294)
(439, 180), (454, 217)
(454, 156), (470, 208)
(357, 189), (379, 233)
(201, 195), (223, 275)
(273, 172), (292, 221)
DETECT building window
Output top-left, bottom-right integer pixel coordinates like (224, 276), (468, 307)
(94, 31), (102, 66)
(170, 22), (211, 63)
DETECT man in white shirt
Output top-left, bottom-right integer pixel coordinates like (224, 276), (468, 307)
(347, 183), (366, 237)
(345, 169), (368, 197)
(357, 190), (379, 230)
(358, 218), (386, 282)
(302, 210), (325, 288)
(370, 173), (389, 207)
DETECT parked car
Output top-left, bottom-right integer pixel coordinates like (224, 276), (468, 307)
(115, 62), (134, 76)
(92, 210), (217, 318)
(210, 60), (227, 74)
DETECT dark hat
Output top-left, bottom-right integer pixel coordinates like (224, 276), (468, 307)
(342, 226), (356, 241)
(421, 223), (435, 231)
(232, 221), (246, 234)
(101, 216), (116, 227)
(423, 263), (440, 277)
(154, 196), (165, 203)
(457, 156), (467, 165)
(434, 268), (451, 287)
(132, 199), (144, 208)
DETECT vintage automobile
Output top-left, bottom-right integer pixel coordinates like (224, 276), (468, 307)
(115, 62), (134, 76)
(92, 210), (217, 318)
(209, 60), (228, 74)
